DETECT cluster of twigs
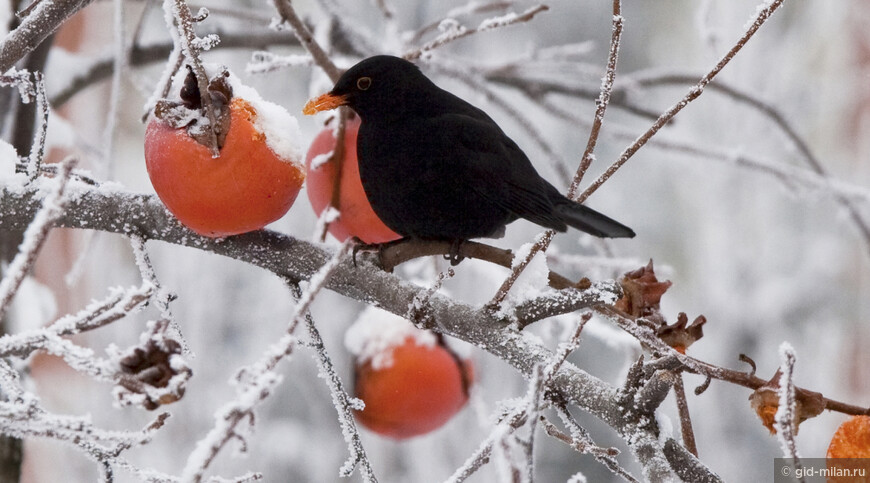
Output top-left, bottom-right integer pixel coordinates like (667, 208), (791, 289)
(1, 0), (869, 482)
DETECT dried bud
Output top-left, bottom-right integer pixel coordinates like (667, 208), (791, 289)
(615, 260), (672, 318)
(656, 312), (706, 354)
(151, 66), (234, 149)
(114, 321), (192, 410)
(748, 370), (825, 434)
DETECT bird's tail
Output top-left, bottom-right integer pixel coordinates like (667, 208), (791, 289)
(554, 201), (635, 238)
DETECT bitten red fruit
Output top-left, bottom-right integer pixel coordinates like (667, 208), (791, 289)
(353, 335), (472, 439)
(305, 114), (400, 243)
(145, 97), (305, 237)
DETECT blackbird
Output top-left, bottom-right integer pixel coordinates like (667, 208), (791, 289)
(304, 55), (634, 241)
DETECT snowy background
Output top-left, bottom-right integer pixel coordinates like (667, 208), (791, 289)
(2, 0), (869, 481)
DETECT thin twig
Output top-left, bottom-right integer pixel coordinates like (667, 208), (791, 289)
(631, 72), (870, 257)
(407, 1), (514, 45)
(129, 234), (189, 354)
(272, 0), (343, 83)
(0, 0), (96, 74)
(25, 72), (47, 183)
(487, 231), (554, 308)
(0, 157), (76, 321)
(404, 5), (549, 61)
(293, 283), (378, 482)
(487, 0), (625, 309)
(578, 0), (788, 203)
(774, 343), (803, 480)
(180, 241), (352, 482)
(166, 0), (220, 155)
(567, 0), (623, 198)
(673, 375), (698, 457)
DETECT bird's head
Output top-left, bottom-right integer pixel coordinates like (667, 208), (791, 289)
(303, 55), (431, 120)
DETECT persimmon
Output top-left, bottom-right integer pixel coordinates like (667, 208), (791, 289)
(828, 415), (870, 458)
(145, 69), (305, 238)
(305, 114), (400, 244)
(346, 310), (472, 439)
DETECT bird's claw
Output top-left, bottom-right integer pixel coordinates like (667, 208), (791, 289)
(443, 240), (466, 266)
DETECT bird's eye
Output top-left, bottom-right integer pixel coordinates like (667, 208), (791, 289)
(357, 77), (372, 91)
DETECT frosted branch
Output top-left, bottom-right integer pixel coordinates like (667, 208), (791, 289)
(404, 5), (549, 61)
(25, 72), (48, 182)
(774, 343), (802, 472)
(293, 283), (377, 482)
(164, 0), (221, 155)
(0, 157), (76, 322)
(0, 0), (97, 74)
(271, 0), (343, 83)
(181, 241), (352, 482)
(579, 0), (788, 203)
(129, 235), (189, 354)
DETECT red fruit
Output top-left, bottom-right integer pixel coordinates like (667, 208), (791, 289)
(305, 114), (400, 244)
(353, 335), (472, 439)
(145, 97), (305, 237)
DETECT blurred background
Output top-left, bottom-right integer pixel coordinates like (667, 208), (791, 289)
(2, 0), (869, 481)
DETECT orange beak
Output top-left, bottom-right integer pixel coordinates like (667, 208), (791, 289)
(303, 92), (349, 115)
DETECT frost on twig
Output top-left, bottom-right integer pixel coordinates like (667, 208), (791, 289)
(181, 241), (352, 482)
(129, 234), (189, 354)
(578, 0), (788, 203)
(774, 343), (802, 469)
(163, 0), (222, 155)
(404, 4), (549, 60)
(246, 51), (313, 75)
(0, 157), (76, 322)
(0, 283), (154, 359)
(294, 283), (377, 482)
(0, 359), (172, 479)
(26, 72), (48, 183)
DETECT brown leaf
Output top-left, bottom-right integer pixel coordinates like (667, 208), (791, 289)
(614, 260), (672, 318)
(657, 312), (706, 354)
(748, 370), (825, 434)
(116, 321), (192, 410)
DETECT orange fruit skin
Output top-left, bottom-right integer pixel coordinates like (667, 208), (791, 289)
(145, 98), (305, 237)
(354, 337), (471, 439)
(305, 116), (400, 244)
(828, 415), (870, 458)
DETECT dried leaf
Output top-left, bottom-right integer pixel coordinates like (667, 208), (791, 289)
(657, 312), (706, 354)
(614, 260), (672, 318)
(748, 370), (825, 434)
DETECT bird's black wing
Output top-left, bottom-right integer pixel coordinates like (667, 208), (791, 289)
(434, 112), (569, 232)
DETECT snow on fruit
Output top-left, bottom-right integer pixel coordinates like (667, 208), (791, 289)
(144, 67), (305, 237)
(345, 308), (473, 439)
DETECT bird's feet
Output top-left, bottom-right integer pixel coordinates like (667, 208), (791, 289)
(350, 237), (411, 267)
(443, 239), (465, 266)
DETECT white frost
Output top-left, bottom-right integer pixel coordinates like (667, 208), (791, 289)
(227, 71), (305, 169)
(0, 140), (20, 183)
(344, 306), (436, 369)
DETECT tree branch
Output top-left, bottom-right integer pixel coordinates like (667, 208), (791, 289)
(0, 0), (95, 74)
(0, 177), (713, 482)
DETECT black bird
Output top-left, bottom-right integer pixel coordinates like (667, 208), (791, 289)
(304, 55), (634, 242)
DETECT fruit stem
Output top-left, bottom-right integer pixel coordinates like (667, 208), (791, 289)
(168, 0), (221, 156)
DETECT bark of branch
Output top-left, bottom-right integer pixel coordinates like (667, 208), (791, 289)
(0, 178), (716, 482)
(0, 0), (95, 74)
